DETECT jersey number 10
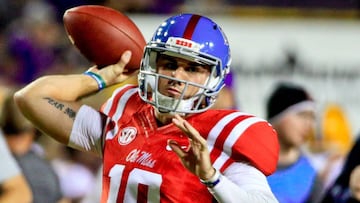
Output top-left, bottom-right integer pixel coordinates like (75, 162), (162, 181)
(107, 164), (162, 202)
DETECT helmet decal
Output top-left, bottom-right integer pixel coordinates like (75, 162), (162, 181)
(183, 15), (201, 39)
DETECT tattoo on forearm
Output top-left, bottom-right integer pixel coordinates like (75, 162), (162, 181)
(64, 107), (76, 119)
(43, 97), (77, 120)
(44, 97), (64, 110)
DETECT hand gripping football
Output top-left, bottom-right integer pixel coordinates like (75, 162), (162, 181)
(63, 5), (146, 70)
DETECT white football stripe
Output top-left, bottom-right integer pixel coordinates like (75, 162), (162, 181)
(109, 88), (137, 140)
(207, 112), (250, 153)
(112, 88), (138, 122)
(102, 85), (136, 115)
(102, 87), (123, 115)
(213, 117), (266, 169)
(104, 86), (137, 140)
(224, 117), (265, 155)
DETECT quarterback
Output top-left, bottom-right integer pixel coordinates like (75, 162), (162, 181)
(15, 13), (279, 202)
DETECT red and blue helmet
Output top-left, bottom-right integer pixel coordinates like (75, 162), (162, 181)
(138, 13), (231, 114)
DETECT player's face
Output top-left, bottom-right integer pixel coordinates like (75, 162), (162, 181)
(156, 54), (211, 99)
(275, 110), (315, 148)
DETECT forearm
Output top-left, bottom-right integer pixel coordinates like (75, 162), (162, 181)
(14, 74), (99, 144)
(208, 163), (278, 203)
(209, 175), (278, 203)
(19, 74), (99, 101)
(15, 51), (132, 145)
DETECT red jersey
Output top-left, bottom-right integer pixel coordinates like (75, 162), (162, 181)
(100, 85), (279, 203)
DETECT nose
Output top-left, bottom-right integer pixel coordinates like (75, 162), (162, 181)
(168, 67), (186, 85)
(303, 117), (315, 133)
(170, 67), (186, 79)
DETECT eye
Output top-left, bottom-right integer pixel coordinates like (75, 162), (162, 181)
(186, 65), (210, 74)
(186, 66), (199, 73)
(163, 62), (178, 70)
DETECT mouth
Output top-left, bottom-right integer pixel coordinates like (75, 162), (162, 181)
(166, 87), (181, 97)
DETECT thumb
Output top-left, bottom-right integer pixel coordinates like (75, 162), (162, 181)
(120, 50), (132, 64)
(95, 50), (132, 86)
(117, 50), (132, 71)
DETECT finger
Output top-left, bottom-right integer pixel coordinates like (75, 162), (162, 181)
(118, 50), (132, 66)
(168, 140), (187, 158)
(173, 114), (195, 136)
(113, 50), (132, 75)
(183, 120), (201, 139)
(173, 115), (206, 143)
(172, 115), (187, 132)
(181, 119), (207, 146)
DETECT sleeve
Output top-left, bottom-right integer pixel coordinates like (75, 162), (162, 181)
(231, 118), (279, 176)
(68, 105), (104, 156)
(208, 162), (278, 203)
(0, 131), (21, 182)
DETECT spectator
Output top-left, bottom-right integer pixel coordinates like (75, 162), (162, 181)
(306, 102), (354, 200)
(80, 165), (103, 203)
(52, 146), (100, 202)
(3, 0), (70, 86)
(320, 135), (360, 203)
(104, 0), (184, 14)
(265, 81), (322, 203)
(0, 89), (66, 203)
(0, 130), (32, 203)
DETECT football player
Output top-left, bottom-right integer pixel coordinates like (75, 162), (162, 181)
(15, 13), (279, 202)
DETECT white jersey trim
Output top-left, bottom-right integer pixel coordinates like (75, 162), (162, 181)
(69, 105), (103, 156)
(102, 86), (138, 140)
(102, 85), (137, 117)
(210, 162), (278, 203)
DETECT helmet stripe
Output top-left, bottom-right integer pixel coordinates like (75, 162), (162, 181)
(183, 14), (201, 40)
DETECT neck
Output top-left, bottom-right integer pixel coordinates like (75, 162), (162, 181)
(154, 107), (188, 126)
(154, 108), (175, 126)
(278, 146), (301, 167)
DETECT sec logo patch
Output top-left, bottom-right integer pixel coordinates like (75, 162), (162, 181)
(118, 127), (137, 145)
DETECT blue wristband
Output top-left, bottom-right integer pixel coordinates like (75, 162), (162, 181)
(200, 169), (221, 188)
(84, 71), (106, 90)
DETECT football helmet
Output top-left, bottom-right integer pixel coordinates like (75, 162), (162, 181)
(138, 13), (231, 114)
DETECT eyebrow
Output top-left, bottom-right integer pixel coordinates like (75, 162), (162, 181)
(159, 54), (204, 67)
(159, 54), (176, 63)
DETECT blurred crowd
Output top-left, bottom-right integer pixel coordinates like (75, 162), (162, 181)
(1, 0), (360, 203)
(0, 0), (95, 87)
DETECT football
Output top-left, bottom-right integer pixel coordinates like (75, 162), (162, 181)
(63, 5), (146, 70)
